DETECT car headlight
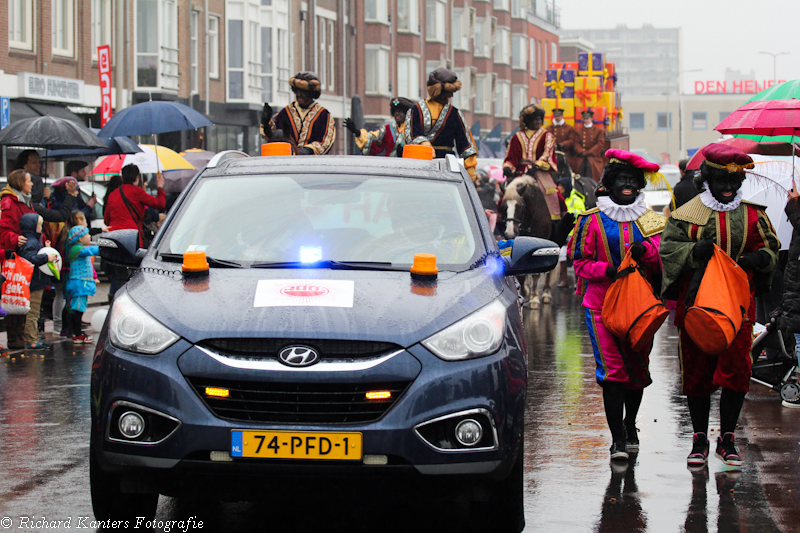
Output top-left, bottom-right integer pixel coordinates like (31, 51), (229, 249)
(422, 300), (506, 361)
(108, 292), (180, 355)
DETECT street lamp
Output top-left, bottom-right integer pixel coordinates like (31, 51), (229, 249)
(759, 51), (789, 82)
(678, 68), (702, 160)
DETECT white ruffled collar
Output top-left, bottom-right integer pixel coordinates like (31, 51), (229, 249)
(597, 193), (648, 222)
(699, 187), (743, 212)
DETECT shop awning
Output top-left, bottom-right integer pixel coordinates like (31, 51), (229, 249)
(27, 103), (85, 124)
(9, 101), (39, 122)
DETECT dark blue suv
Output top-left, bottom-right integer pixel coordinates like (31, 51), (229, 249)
(90, 152), (558, 532)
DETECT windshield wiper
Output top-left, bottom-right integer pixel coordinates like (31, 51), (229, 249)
(250, 260), (404, 271)
(158, 252), (242, 268)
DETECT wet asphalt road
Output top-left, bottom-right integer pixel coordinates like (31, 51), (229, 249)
(0, 290), (798, 532)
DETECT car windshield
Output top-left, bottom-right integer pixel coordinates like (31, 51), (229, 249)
(158, 174), (484, 269)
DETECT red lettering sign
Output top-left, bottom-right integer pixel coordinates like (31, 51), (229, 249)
(97, 45), (112, 127)
(694, 79), (788, 95)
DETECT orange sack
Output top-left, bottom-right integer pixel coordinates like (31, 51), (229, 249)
(602, 250), (668, 352)
(684, 244), (750, 355)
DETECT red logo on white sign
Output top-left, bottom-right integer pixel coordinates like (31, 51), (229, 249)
(97, 45), (113, 126)
(280, 285), (330, 298)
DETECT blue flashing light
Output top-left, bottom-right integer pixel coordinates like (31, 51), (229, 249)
(486, 254), (505, 276)
(300, 246), (323, 264)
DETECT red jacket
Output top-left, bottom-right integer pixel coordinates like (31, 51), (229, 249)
(0, 186), (36, 250)
(104, 184), (166, 235)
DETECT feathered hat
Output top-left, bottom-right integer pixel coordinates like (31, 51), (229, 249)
(604, 148), (670, 190)
(390, 97), (415, 114)
(427, 68), (462, 99)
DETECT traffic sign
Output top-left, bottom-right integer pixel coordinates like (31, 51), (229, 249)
(1, 97), (9, 130)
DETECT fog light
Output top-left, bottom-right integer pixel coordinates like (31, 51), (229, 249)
(118, 411), (145, 439)
(455, 419), (483, 447)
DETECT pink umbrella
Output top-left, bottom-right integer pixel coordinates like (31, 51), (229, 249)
(715, 99), (800, 137)
(686, 137), (795, 171)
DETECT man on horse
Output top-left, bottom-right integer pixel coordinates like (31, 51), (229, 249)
(260, 71), (336, 155)
(405, 68), (478, 181)
(345, 97), (415, 158)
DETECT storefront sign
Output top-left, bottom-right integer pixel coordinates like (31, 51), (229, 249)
(97, 45), (113, 126)
(694, 80), (787, 95)
(18, 72), (84, 104)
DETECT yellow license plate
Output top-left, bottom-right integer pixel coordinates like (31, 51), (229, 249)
(230, 430), (362, 460)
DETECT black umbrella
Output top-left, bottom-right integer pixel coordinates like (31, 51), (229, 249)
(48, 136), (143, 160)
(0, 115), (107, 150)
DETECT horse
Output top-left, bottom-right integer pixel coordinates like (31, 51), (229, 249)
(555, 149), (598, 209)
(499, 173), (557, 309)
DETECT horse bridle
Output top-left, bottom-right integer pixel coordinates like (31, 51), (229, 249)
(504, 213), (533, 236)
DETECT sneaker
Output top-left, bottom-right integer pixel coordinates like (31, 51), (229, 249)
(72, 335), (86, 345)
(715, 433), (743, 467)
(610, 440), (629, 461)
(625, 425), (640, 453)
(782, 397), (800, 408)
(687, 432), (709, 466)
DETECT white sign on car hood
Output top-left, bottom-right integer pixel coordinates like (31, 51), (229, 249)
(254, 279), (355, 308)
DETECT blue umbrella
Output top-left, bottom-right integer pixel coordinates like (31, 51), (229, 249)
(48, 136), (143, 160)
(97, 100), (213, 138)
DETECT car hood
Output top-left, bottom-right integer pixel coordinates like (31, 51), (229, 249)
(124, 265), (507, 347)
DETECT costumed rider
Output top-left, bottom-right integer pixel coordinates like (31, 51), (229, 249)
(260, 71), (336, 155)
(345, 97), (415, 157)
(546, 107), (580, 175)
(571, 109), (605, 182)
(405, 68), (478, 181)
(660, 144), (779, 468)
(567, 149), (667, 462)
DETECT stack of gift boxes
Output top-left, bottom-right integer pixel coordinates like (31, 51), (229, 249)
(541, 52), (623, 133)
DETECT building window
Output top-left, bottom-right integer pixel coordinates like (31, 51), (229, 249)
(512, 85), (527, 116)
(426, 0), (446, 43)
(52, 0), (75, 57)
(511, 0), (528, 18)
(161, 0), (178, 89)
(315, 15), (335, 91)
(451, 68), (471, 111)
(496, 80), (511, 118)
(365, 0), (388, 24)
(397, 55), (420, 101)
(397, 0), (418, 33)
(493, 0), (510, 11)
(656, 112), (672, 130)
(261, 27), (273, 102)
(228, 19), (244, 99)
(248, 21), (261, 97)
(692, 112), (707, 129)
(365, 46), (390, 95)
(475, 74), (494, 115)
(629, 113), (645, 130)
(190, 11), (199, 93)
(529, 38), (536, 78)
(91, 0), (113, 60)
(495, 26), (511, 65)
(511, 34), (526, 70)
(136, 0), (158, 87)
(9, 0), (34, 51)
(551, 42), (558, 65)
(209, 15), (220, 79)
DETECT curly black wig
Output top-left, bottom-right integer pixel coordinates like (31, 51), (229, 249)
(598, 162), (646, 194)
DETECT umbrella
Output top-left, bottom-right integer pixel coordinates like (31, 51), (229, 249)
(732, 80), (800, 142)
(741, 154), (800, 250)
(686, 137), (796, 171)
(98, 100), (213, 139)
(0, 115), (107, 150)
(164, 149), (216, 193)
(90, 144), (194, 177)
(715, 99), (800, 137)
(48, 136), (143, 160)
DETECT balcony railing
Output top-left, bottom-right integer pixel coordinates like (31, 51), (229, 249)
(531, 0), (561, 28)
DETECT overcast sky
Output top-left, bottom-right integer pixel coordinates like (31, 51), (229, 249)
(559, 0), (800, 93)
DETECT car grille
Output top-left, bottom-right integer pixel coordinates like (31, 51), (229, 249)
(200, 338), (401, 360)
(187, 377), (411, 424)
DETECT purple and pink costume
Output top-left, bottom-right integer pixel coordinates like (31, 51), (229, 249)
(568, 205), (663, 389)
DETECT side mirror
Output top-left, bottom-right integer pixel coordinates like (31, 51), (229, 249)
(504, 236), (560, 276)
(98, 229), (145, 267)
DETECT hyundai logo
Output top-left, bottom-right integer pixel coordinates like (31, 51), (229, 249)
(278, 346), (320, 367)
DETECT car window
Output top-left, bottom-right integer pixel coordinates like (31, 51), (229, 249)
(159, 174), (483, 268)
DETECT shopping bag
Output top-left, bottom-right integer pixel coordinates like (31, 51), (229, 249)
(0, 256), (34, 315)
(684, 244), (750, 355)
(602, 250), (668, 352)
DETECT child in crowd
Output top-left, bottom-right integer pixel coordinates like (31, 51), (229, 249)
(55, 211), (87, 337)
(65, 225), (99, 344)
(18, 213), (59, 349)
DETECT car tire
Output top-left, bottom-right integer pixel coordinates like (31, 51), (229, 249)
(470, 437), (525, 533)
(90, 443), (159, 522)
